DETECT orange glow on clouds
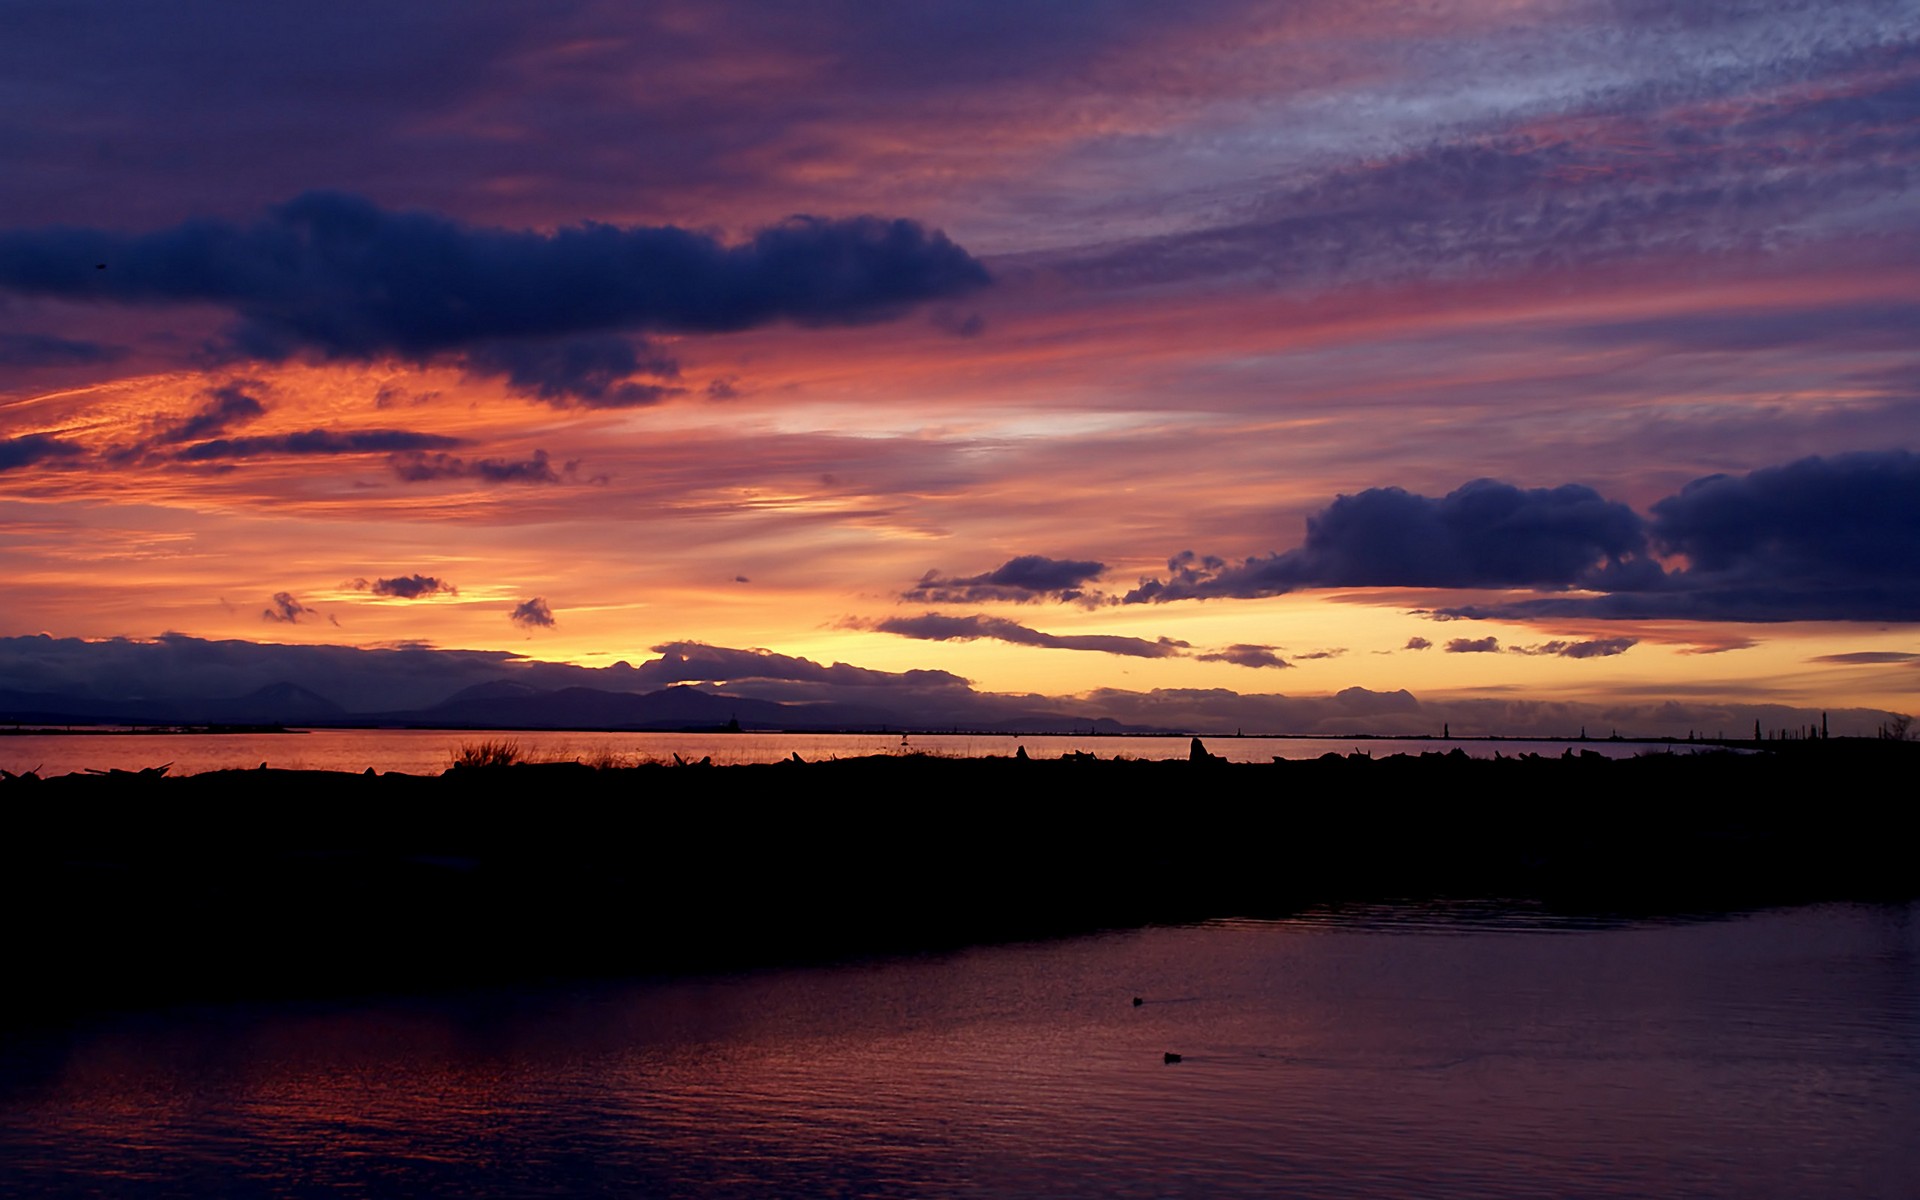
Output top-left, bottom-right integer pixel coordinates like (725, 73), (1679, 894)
(2, 0), (1916, 728)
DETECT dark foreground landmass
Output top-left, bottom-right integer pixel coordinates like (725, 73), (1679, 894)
(3, 742), (1915, 1023)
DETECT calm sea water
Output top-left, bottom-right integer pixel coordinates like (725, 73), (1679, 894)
(2, 903), (1913, 1198)
(0, 728), (1687, 776)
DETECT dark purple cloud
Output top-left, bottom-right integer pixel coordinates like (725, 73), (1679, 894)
(0, 193), (990, 402)
(175, 429), (465, 461)
(1508, 638), (1638, 659)
(509, 597), (555, 628)
(1651, 452), (1920, 580)
(906, 555), (1107, 604)
(355, 574), (456, 600)
(1443, 452), (1920, 623)
(262, 592), (317, 623)
(462, 336), (684, 409)
(1131, 453), (1920, 623)
(0, 433), (85, 471)
(1446, 637), (1503, 654)
(1194, 644), (1290, 669)
(389, 449), (564, 484)
(100, 380), (274, 467)
(151, 381), (269, 445)
(1125, 480), (1645, 602)
(1811, 651), (1919, 665)
(1404, 636), (1433, 650)
(373, 383), (440, 409)
(874, 612), (1187, 659)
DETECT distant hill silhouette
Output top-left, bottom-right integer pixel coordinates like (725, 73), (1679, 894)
(197, 682), (346, 725)
(397, 684), (812, 730)
(0, 686), (109, 726)
(0, 680), (343, 726)
(2, 680), (1150, 734)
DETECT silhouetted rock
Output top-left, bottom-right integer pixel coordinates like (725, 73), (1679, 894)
(1189, 737), (1224, 763)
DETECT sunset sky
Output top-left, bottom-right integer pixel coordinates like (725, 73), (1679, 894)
(2, 0), (1916, 734)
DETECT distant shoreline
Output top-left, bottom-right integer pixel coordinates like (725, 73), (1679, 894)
(0, 723), (303, 736)
(0, 721), (1793, 747)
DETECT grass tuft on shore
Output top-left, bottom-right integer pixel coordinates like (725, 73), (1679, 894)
(450, 739), (523, 769)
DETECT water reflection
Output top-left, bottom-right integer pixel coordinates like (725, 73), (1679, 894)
(3, 903), (1915, 1197)
(2, 728), (1686, 777)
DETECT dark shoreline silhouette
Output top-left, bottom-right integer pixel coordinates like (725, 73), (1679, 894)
(0, 722), (1862, 745)
(4, 742), (1915, 1024)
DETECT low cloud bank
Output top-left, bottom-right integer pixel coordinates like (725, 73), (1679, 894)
(0, 634), (1902, 738)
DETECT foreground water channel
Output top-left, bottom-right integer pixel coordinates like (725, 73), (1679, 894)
(2, 902), (1913, 1198)
(0, 728), (1696, 777)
